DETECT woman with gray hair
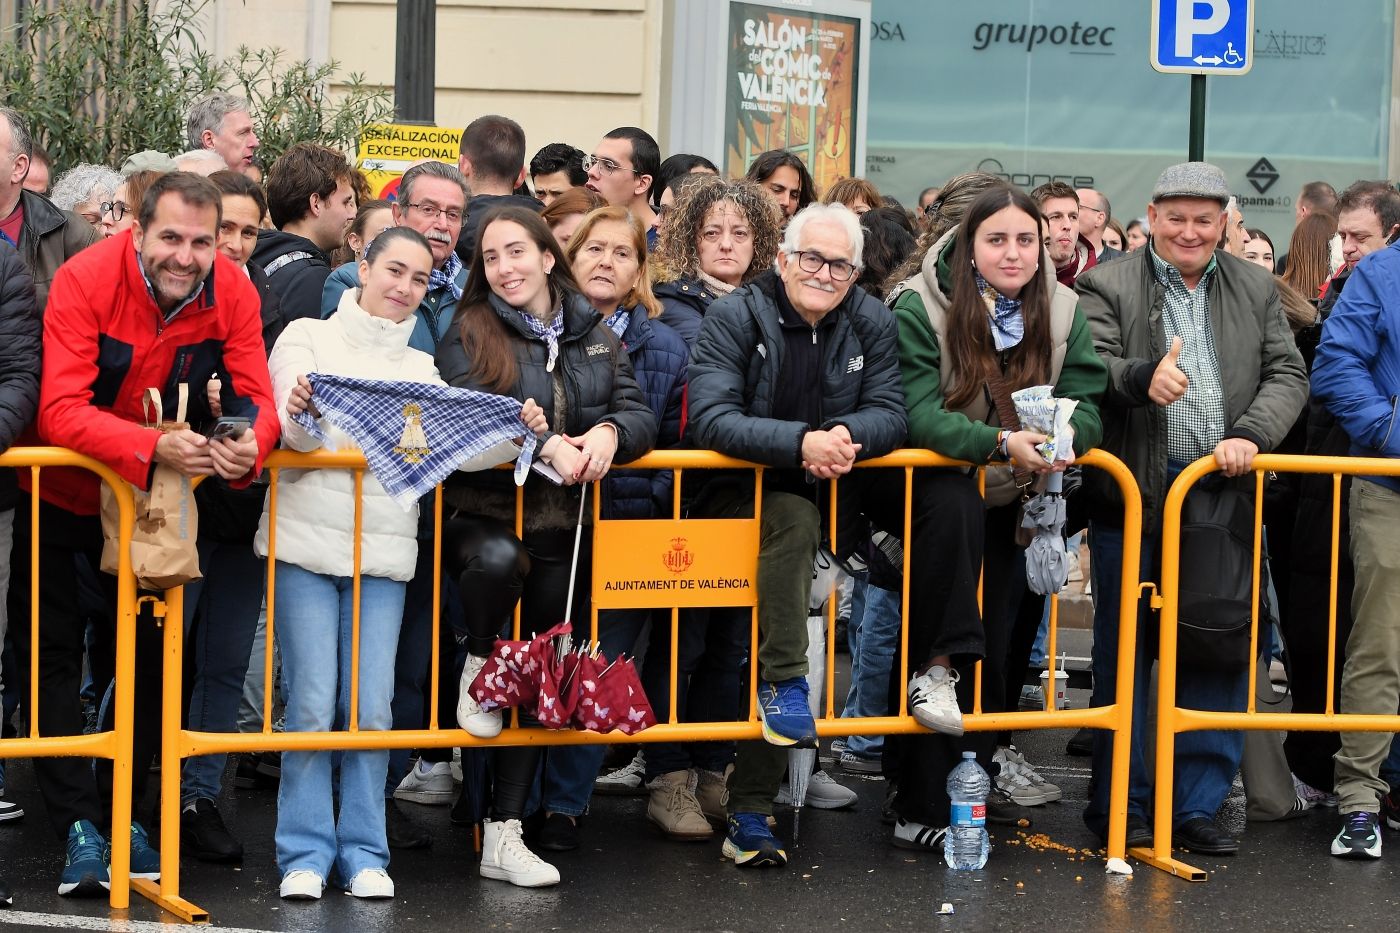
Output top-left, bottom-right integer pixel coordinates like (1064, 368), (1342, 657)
(50, 164), (122, 232)
(652, 176), (782, 346)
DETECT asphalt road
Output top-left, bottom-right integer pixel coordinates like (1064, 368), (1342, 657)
(0, 680), (1393, 931)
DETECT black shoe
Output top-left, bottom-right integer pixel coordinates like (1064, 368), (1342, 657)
(1066, 727), (1094, 757)
(986, 787), (1034, 827)
(181, 798), (244, 863)
(1383, 790), (1400, 831)
(0, 871), (11, 907)
(254, 751), (281, 780)
(232, 754), (276, 790)
(1172, 817), (1238, 855)
(1125, 814), (1152, 848)
(386, 799), (431, 850)
(536, 813), (580, 852)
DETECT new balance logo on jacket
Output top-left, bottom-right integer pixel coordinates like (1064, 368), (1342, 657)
(846, 355), (864, 374)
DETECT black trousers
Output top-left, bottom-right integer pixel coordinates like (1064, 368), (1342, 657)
(866, 478), (1027, 828)
(442, 513), (592, 820)
(8, 498), (165, 838)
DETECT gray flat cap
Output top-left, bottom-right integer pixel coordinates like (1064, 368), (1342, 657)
(120, 150), (176, 175)
(1151, 162), (1230, 206)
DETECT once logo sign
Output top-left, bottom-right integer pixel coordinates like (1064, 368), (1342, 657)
(1246, 157), (1280, 195)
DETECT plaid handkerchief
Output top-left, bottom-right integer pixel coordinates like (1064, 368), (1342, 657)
(292, 373), (534, 510)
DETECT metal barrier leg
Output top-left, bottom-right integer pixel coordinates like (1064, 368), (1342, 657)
(106, 558), (139, 910)
(130, 588), (211, 922)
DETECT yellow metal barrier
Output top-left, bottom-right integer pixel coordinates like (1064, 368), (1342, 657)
(1148, 454), (1400, 881)
(0, 447), (138, 911)
(133, 446), (1143, 923)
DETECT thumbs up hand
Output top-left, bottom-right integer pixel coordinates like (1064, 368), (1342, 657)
(1149, 336), (1190, 407)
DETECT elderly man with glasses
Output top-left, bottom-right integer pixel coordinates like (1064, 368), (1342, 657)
(686, 202), (908, 868)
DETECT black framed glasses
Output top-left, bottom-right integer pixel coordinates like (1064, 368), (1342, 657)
(100, 201), (127, 221)
(403, 201), (463, 224)
(792, 250), (856, 282)
(582, 154), (639, 177)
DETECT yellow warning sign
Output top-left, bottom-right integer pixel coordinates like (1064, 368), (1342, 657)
(356, 123), (464, 200)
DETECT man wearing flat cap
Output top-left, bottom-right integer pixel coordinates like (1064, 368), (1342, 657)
(1074, 162), (1307, 856)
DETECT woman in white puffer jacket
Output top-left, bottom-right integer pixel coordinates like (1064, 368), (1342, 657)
(256, 227), (543, 902)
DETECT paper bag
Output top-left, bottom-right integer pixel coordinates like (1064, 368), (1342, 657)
(100, 387), (202, 589)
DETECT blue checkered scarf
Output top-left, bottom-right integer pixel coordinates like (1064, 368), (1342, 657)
(603, 307), (631, 339)
(429, 251), (464, 302)
(292, 373), (534, 510)
(975, 271), (1025, 351)
(491, 293), (564, 371)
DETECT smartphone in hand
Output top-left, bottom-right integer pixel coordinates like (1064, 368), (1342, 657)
(207, 416), (251, 441)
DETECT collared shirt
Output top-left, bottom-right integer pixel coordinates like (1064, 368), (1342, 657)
(136, 246), (207, 322)
(1150, 245), (1225, 461)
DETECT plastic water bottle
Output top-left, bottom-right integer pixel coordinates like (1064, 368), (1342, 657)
(944, 751), (991, 870)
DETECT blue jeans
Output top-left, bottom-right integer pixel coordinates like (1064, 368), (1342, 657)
(1083, 521), (1249, 834)
(386, 547), (464, 795)
(542, 609), (653, 816)
(180, 538), (264, 805)
(839, 577), (900, 758)
(274, 561), (404, 881)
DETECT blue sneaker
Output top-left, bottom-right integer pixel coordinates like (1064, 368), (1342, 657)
(126, 823), (161, 881)
(757, 678), (816, 748)
(722, 813), (787, 867)
(58, 820), (110, 897)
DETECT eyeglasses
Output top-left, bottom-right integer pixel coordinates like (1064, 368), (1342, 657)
(1079, 204), (1104, 217)
(582, 154), (639, 177)
(792, 250), (856, 282)
(403, 201), (464, 225)
(100, 201), (127, 221)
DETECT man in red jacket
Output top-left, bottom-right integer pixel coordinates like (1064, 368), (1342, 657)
(11, 171), (279, 897)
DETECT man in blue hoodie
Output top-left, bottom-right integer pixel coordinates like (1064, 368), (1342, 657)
(1312, 234), (1400, 860)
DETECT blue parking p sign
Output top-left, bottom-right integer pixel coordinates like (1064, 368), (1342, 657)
(1150, 0), (1254, 75)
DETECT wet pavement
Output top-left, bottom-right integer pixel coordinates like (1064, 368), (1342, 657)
(0, 688), (1396, 931)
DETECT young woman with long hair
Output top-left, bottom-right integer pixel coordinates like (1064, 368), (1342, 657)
(882, 183), (1106, 847)
(435, 206), (656, 887)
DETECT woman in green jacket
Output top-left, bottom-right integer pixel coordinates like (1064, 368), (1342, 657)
(883, 183), (1107, 847)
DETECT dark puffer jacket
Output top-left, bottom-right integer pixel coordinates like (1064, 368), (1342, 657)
(687, 270), (906, 553)
(0, 240), (41, 510)
(654, 276), (721, 347)
(435, 291), (657, 531)
(601, 308), (688, 519)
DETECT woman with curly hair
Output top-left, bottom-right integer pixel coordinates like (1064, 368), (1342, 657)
(652, 177), (782, 346)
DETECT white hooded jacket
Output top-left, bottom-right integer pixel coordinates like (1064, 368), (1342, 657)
(254, 288), (518, 580)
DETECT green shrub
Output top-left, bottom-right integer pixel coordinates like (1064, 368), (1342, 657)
(0, 0), (391, 171)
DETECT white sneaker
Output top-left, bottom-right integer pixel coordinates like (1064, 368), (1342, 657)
(908, 666), (963, 736)
(993, 747), (1049, 806)
(776, 770), (857, 809)
(279, 869), (324, 900)
(346, 867), (394, 899)
(457, 653), (503, 738)
(892, 817), (947, 851)
(997, 745), (1062, 803)
(451, 747), (463, 784)
(594, 750), (646, 796)
(394, 759), (455, 805)
(479, 819), (560, 887)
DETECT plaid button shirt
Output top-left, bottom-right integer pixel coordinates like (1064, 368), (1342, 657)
(1150, 246), (1225, 462)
